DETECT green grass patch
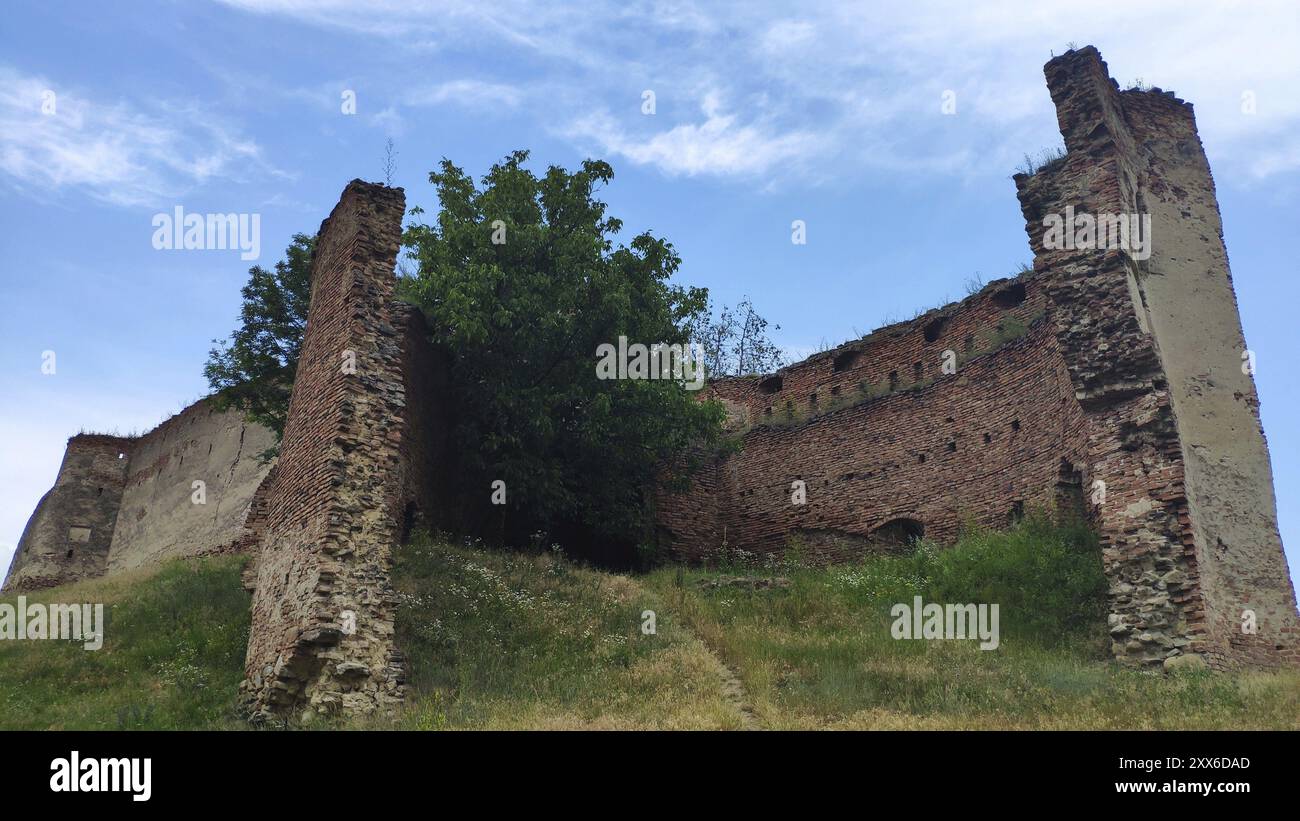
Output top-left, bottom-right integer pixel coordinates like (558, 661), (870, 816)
(645, 514), (1300, 729)
(0, 556), (250, 730)
(5, 521), (1295, 731)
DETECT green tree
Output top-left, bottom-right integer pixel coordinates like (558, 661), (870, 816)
(402, 151), (729, 556)
(203, 233), (315, 451)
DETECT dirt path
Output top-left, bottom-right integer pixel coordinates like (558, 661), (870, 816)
(712, 654), (759, 730)
(651, 579), (760, 729)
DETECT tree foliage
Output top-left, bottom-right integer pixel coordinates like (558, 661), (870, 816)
(203, 233), (314, 449)
(401, 151), (730, 554)
(201, 153), (784, 562)
(689, 296), (784, 377)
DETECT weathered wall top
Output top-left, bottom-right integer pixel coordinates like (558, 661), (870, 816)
(2, 401), (274, 593)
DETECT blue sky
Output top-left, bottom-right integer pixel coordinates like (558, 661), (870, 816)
(2, 1), (1298, 587)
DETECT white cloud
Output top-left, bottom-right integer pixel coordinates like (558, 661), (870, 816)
(0, 65), (284, 207)
(567, 94), (823, 178)
(369, 105), (406, 135)
(760, 19), (816, 54)
(405, 80), (522, 111)
(211, 0), (1300, 185)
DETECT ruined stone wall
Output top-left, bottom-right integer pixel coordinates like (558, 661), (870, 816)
(656, 46), (1298, 671)
(3, 435), (132, 592)
(106, 399), (276, 573)
(1, 402), (275, 592)
(7, 47), (1295, 700)
(1122, 88), (1299, 669)
(1015, 47), (1299, 669)
(707, 278), (1047, 429)
(241, 180), (440, 720)
(657, 290), (1089, 563)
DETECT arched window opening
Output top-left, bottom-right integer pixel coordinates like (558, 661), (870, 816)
(872, 518), (924, 547)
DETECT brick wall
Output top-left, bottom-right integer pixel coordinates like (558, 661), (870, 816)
(657, 46), (1299, 671)
(241, 180), (446, 720)
(657, 291), (1089, 563)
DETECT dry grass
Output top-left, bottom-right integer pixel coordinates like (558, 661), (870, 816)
(643, 523), (1300, 730)
(382, 535), (742, 730)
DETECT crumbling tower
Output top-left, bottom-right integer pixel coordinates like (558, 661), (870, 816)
(1016, 46), (1298, 668)
(240, 180), (445, 720)
(3, 434), (132, 592)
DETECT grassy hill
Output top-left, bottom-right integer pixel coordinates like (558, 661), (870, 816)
(0, 556), (250, 729)
(3, 518), (1297, 730)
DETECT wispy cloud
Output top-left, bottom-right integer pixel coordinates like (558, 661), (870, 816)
(567, 92), (823, 179)
(0, 65), (284, 207)
(405, 79), (522, 111)
(213, 0), (1300, 184)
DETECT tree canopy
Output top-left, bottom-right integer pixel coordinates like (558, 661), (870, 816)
(205, 151), (785, 563)
(401, 151), (731, 557)
(204, 232), (314, 453)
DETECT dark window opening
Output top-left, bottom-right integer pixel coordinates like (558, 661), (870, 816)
(758, 375), (783, 394)
(923, 316), (949, 343)
(872, 518), (925, 546)
(832, 349), (862, 373)
(917, 454), (926, 464)
(399, 502), (418, 544)
(96, 487), (103, 497)
(913, 362), (923, 381)
(946, 441), (957, 452)
(992, 282), (1027, 308)
(888, 370), (899, 390)
(1008, 500), (1025, 525)
(66, 549), (74, 558)
(1011, 419), (1021, 432)
(1055, 459), (1086, 518)
(964, 333), (975, 352)
(764, 406), (773, 417)
(809, 392), (818, 407)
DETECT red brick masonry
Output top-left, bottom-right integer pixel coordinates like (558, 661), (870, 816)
(656, 47), (1300, 672)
